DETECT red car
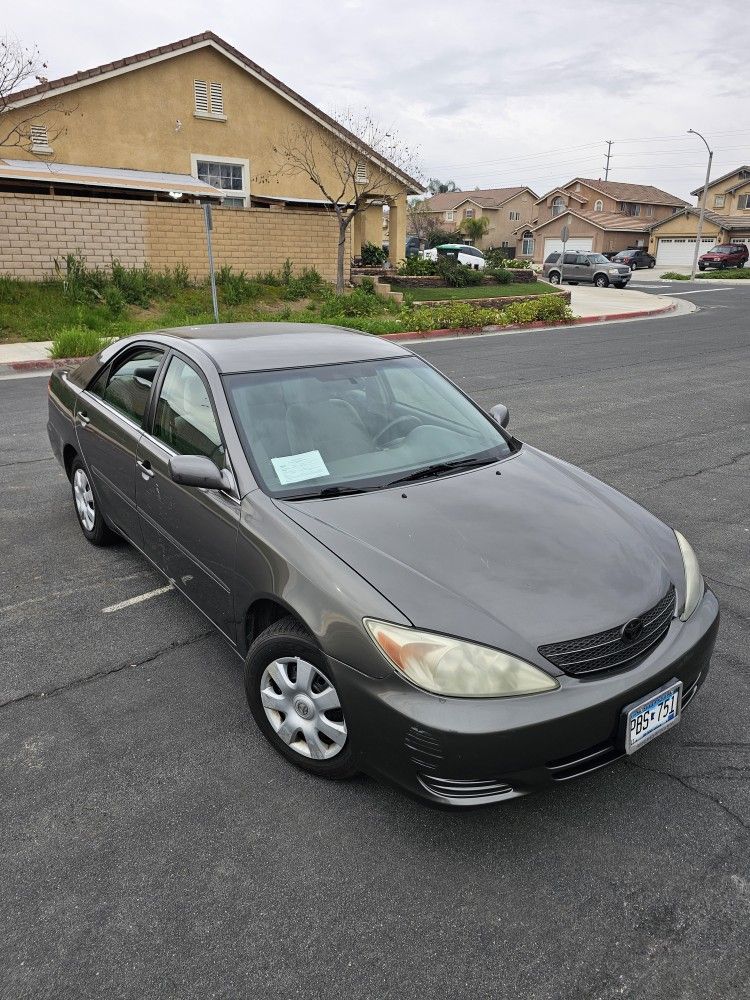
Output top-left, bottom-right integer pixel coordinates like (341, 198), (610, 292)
(698, 243), (749, 271)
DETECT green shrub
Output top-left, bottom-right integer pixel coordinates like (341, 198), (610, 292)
(103, 286), (126, 318)
(319, 288), (390, 319)
(503, 257), (532, 269)
(397, 255), (438, 276)
(282, 267), (325, 300)
(435, 257), (483, 287)
(426, 229), (464, 249)
(215, 266), (262, 305)
(696, 267), (750, 279)
(360, 241), (388, 266)
(484, 267), (511, 284)
(660, 271), (690, 280)
(0, 274), (22, 303)
(404, 294), (572, 332)
(358, 276), (377, 294)
(50, 326), (112, 359)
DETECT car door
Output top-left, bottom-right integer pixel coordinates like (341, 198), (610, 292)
(573, 254), (591, 282)
(74, 346), (164, 544)
(135, 352), (240, 640)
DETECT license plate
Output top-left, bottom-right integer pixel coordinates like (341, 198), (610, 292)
(624, 680), (682, 754)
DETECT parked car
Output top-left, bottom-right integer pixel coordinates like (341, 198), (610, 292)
(612, 249), (656, 270)
(698, 243), (749, 271)
(422, 243), (486, 269)
(405, 235), (422, 259)
(543, 251), (632, 288)
(48, 324), (718, 807)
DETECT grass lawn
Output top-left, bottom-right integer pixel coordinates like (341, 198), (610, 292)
(407, 282), (550, 301)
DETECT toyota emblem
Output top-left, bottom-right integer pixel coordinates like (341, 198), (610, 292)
(621, 617), (644, 643)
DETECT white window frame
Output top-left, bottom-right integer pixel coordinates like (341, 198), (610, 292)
(714, 194), (726, 208)
(443, 210), (454, 222)
(551, 196), (565, 216)
(738, 194), (750, 210)
(509, 210), (521, 221)
(194, 79), (227, 121)
(29, 124), (53, 154)
(464, 208), (475, 219)
(594, 199), (603, 212)
(191, 153), (250, 206)
(521, 231), (534, 256)
(645, 205), (654, 217)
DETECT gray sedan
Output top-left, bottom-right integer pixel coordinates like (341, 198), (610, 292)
(47, 324), (718, 806)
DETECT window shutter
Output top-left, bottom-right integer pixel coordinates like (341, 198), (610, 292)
(355, 161), (368, 183)
(194, 80), (209, 114)
(210, 82), (224, 116)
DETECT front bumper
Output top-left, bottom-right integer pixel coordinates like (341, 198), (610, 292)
(328, 589), (719, 807)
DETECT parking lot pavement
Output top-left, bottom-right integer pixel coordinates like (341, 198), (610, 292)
(1, 297), (749, 999)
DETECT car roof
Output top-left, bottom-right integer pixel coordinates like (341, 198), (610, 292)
(438, 243), (475, 250)
(108, 322), (413, 374)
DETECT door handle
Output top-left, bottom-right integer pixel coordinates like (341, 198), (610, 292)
(137, 458), (154, 480)
(77, 411), (91, 427)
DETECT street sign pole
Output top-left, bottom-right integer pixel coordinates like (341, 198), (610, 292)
(202, 201), (219, 323)
(560, 224), (569, 284)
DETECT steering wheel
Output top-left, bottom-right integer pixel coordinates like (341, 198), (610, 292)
(373, 415), (421, 448)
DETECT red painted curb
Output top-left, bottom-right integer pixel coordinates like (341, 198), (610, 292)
(384, 302), (676, 342)
(2, 355), (86, 374)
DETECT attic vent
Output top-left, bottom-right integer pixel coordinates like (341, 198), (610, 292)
(29, 124), (53, 153)
(355, 161), (368, 183)
(194, 80), (209, 115)
(210, 82), (224, 116)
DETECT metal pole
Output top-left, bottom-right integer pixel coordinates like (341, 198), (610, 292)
(604, 140), (613, 181)
(203, 202), (219, 323)
(688, 130), (713, 281)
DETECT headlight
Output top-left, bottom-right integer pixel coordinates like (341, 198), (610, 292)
(364, 619), (559, 698)
(608, 268), (620, 274)
(674, 530), (704, 621)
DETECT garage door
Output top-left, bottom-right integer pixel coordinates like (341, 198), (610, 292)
(656, 237), (714, 266)
(543, 237), (593, 260)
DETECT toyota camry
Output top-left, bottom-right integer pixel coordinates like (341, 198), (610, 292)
(47, 323), (719, 806)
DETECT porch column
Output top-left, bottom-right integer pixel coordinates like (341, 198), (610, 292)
(363, 203), (383, 248)
(387, 194), (406, 265)
(351, 211), (363, 259)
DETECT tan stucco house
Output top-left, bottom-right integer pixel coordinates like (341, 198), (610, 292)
(647, 166), (750, 265)
(0, 31), (421, 281)
(524, 178), (687, 262)
(419, 186), (538, 255)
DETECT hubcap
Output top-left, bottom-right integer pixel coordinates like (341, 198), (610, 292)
(260, 657), (347, 760)
(73, 468), (96, 531)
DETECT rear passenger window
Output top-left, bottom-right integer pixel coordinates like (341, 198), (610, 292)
(153, 357), (225, 465)
(90, 348), (162, 425)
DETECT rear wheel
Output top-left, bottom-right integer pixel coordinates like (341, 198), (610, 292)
(548, 271), (561, 285)
(649, 260), (655, 268)
(594, 274), (609, 288)
(70, 457), (115, 546)
(245, 616), (357, 779)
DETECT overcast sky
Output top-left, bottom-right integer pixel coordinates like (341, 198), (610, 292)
(8, 0), (750, 200)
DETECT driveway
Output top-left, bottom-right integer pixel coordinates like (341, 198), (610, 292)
(2, 293), (749, 999)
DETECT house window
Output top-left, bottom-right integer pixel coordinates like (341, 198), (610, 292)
(194, 80), (225, 119)
(521, 231), (534, 256)
(509, 210), (521, 221)
(464, 208), (475, 219)
(620, 202), (641, 217)
(501, 241), (510, 248)
(30, 124), (53, 154)
(594, 199), (604, 212)
(551, 196), (565, 216)
(443, 210), (454, 222)
(646, 205), (654, 217)
(193, 155), (249, 207)
(355, 161), (368, 183)
(714, 194), (725, 209)
(738, 194), (750, 210)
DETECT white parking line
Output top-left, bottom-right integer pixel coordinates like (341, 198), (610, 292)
(102, 584), (174, 613)
(664, 288), (735, 295)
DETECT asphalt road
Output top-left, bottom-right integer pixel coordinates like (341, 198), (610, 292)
(1, 284), (749, 1000)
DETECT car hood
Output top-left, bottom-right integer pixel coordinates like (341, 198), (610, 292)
(275, 447), (683, 663)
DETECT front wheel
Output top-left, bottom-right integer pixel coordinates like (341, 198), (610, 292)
(594, 274), (609, 288)
(630, 263), (637, 271)
(698, 264), (706, 272)
(71, 457), (115, 546)
(245, 616), (357, 779)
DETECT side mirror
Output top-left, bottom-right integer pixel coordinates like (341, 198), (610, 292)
(169, 454), (231, 490)
(490, 403), (510, 429)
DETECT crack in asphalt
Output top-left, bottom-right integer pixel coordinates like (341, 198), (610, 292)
(653, 450), (750, 487)
(0, 455), (55, 469)
(706, 575), (750, 597)
(682, 740), (750, 750)
(0, 629), (213, 710)
(628, 759), (750, 832)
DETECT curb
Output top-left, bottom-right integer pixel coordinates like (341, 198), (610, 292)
(383, 301), (677, 342)
(0, 302), (678, 370)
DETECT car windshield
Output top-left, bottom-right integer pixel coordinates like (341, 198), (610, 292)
(223, 356), (512, 498)
(711, 246), (734, 254)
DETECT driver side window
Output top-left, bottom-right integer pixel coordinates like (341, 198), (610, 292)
(153, 357), (225, 465)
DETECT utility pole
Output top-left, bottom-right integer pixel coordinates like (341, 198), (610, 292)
(688, 129), (713, 281)
(604, 140), (613, 181)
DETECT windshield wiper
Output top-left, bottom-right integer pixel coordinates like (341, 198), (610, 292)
(385, 455), (497, 488)
(284, 484), (371, 500)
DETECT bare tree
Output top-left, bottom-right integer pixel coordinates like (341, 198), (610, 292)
(407, 196), (441, 243)
(0, 35), (68, 153)
(272, 109), (422, 292)
(427, 178), (460, 195)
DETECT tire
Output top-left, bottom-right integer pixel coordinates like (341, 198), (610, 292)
(594, 274), (609, 288)
(548, 271), (561, 285)
(245, 616), (357, 779)
(630, 263), (637, 271)
(698, 264), (706, 272)
(649, 261), (655, 268)
(70, 456), (115, 546)
(613, 282), (627, 289)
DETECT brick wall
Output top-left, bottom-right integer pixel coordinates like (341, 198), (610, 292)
(0, 193), (348, 282)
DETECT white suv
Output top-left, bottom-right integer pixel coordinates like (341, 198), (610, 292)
(421, 244), (486, 270)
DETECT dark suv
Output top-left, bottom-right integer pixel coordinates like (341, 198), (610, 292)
(612, 249), (656, 270)
(698, 243), (749, 271)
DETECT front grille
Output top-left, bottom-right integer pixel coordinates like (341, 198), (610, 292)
(418, 774), (514, 802)
(538, 586), (675, 676)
